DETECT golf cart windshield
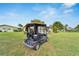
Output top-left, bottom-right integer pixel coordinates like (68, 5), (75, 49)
(38, 26), (47, 34)
(27, 26), (46, 34)
(28, 26), (35, 34)
(26, 23), (47, 34)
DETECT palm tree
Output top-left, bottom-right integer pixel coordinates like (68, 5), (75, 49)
(64, 24), (68, 32)
(75, 24), (79, 32)
(18, 24), (23, 32)
(18, 24), (23, 28)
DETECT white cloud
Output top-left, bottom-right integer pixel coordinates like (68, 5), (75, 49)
(63, 3), (76, 8)
(61, 3), (76, 17)
(38, 7), (57, 19)
(32, 4), (57, 20)
(33, 7), (43, 11)
(63, 9), (73, 14)
(0, 12), (26, 26)
(37, 4), (76, 21)
(0, 12), (25, 20)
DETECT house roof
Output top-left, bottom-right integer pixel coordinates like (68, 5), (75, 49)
(0, 24), (18, 29)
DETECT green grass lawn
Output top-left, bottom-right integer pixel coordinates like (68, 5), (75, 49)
(0, 32), (79, 56)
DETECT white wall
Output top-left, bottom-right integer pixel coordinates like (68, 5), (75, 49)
(0, 26), (17, 32)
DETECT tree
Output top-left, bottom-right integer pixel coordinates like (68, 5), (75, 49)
(74, 24), (79, 32)
(52, 21), (64, 33)
(31, 19), (44, 24)
(18, 24), (23, 28)
(18, 24), (23, 32)
(64, 24), (68, 32)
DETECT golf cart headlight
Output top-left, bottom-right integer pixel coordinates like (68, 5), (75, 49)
(34, 34), (37, 36)
(33, 34), (37, 38)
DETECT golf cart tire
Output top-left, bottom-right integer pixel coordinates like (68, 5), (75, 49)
(33, 44), (40, 50)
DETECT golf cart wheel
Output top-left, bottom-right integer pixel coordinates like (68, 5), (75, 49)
(34, 44), (40, 50)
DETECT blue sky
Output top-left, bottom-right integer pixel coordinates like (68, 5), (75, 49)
(0, 3), (79, 27)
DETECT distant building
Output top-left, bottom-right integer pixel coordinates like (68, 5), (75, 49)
(0, 25), (18, 32)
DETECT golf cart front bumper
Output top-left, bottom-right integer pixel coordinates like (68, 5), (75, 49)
(24, 41), (34, 48)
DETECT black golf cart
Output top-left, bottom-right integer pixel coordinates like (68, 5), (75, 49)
(24, 23), (48, 50)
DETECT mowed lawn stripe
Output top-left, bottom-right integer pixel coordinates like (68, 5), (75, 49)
(0, 32), (79, 55)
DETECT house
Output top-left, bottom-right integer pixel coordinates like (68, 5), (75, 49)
(0, 25), (18, 32)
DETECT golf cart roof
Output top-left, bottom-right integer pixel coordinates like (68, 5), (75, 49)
(25, 23), (46, 27)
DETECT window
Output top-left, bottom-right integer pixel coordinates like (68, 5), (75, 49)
(8, 28), (11, 30)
